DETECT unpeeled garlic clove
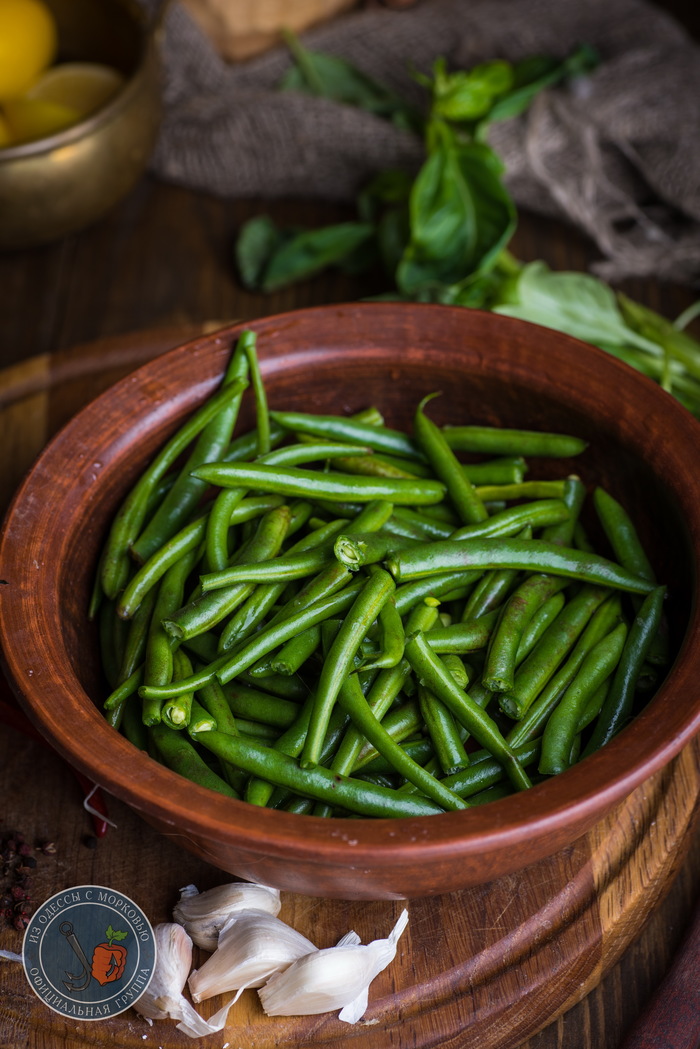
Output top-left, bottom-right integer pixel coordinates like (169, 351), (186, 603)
(258, 908), (409, 1023)
(188, 909), (317, 1003)
(134, 923), (195, 1022)
(173, 880), (281, 951)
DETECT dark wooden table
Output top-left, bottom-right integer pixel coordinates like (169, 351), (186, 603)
(1, 169), (699, 1049)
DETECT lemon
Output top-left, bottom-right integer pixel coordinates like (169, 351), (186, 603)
(2, 96), (80, 143)
(0, 0), (57, 97)
(27, 62), (126, 119)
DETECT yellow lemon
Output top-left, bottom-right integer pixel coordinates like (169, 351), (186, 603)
(0, 0), (57, 97)
(27, 62), (126, 119)
(2, 97), (80, 144)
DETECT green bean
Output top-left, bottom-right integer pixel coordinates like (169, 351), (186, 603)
(131, 340), (249, 564)
(117, 495), (285, 620)
(442, 425), (588, 458)
(200, 546), (334, 590)
(387, 507), (455, 541)
(439, 738), (542, 799)
(515, 590), (567, 663)
(541, 476), (586, 546)
(150, 723), (239, 797)
(358, 591), (405, 672)
(473, 481), (567, 503)
(419, 682), (470, 776)
(424, 610), (499, 653)
(333, 672), (468, 809)
(387, 537), (656, 595)
(539, 622), (628, 775)
(394, 570), (483, 616)
(269, 409), (423, 461)
(186, 698), (217, 735)
(481, 575), (570, 693)
(238, 669), (308, 701)
(333, 531), (416, 571)
(499, 585), (610, 720)
(352, 699), (423, 770)
(216, 517), (350, 651)
(243, 693), (317, 807)
(212, 580), (364, 689)
(161, 649), (196, 730)
(450, 499), (570, 542)
(414, 394), (489, 525)
(264, 500), (394, 628)
(593, 487), (655, 582)
(223, 680), (300, 729)
(505, 595), (622, 748)
(163, 504), (292, 640)
(192, 729), (444, 817)
(196, 677), (239, 737)
(101, 378), (249, 599)
(270, 626), (322, 676)
(103, 666), (143, 729)
(142, 545), (201, 726)
(300, 568), (396, 768)
(359, 738), (435, 775)
(582, 585), (666, 755)
(403, 631), (532, 791)
(117, 585), (158, 685)
(239, 330), (270, 455)
(593, 486), (669, 669)
(192, 461), (446, 506)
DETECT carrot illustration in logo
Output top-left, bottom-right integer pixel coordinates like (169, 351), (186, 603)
(90, 925), (128, 985)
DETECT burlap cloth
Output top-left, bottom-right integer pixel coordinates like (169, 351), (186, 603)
(145, 0), (700, 284)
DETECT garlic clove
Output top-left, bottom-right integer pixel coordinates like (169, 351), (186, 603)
(258, 908), (409, 1022)
(134, 923), (195, 1022)
(188, 909), (317, 1003)
(173, 881), (281, 951)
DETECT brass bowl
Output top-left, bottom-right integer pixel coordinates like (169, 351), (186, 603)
(0, 0), (162, 250)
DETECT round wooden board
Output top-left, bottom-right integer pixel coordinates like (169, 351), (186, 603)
(0, 327), (698, 1049)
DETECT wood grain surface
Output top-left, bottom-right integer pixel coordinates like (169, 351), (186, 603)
(0, 327), (698, 1049)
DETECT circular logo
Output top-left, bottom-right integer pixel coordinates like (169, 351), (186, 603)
(22, 885), (156, 1021)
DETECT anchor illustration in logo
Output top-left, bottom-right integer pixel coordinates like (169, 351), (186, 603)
(60, 921), (129, 990)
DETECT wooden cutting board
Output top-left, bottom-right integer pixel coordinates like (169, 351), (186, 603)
(0, 326), (698, 1049)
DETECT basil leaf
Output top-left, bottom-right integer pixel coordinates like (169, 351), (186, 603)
(259, 222), (376, 292)
(396, 135), (516, 296)
(280, 30), (421, 130)
(235, 216), (287, 290)
(494, 262), (661, 354)
(484, 44), (599, 127)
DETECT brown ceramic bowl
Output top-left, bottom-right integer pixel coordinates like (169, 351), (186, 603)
(1, 303), (699, 900)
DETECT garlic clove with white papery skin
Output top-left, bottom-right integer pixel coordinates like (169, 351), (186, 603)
(188, 909), (318, 1004)
(173, 881), (281, 951)
(258, 908), (409, 1024)
(134, 923), (241, 1039)
(134, 923), (217, 1035)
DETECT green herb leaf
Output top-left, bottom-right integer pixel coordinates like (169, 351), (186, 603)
(484, 44), (599, 128)
(280, 28), (421, 130)
(258, 222), (377, 292)
(493, 262), (661, 354)
(396, 133), (516, 296)
(235, 216), (287, 290)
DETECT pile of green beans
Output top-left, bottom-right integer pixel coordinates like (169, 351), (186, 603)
(93, 330), (669, 819)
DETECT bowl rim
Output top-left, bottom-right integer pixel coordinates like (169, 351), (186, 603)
(2, 302), (699, 876)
